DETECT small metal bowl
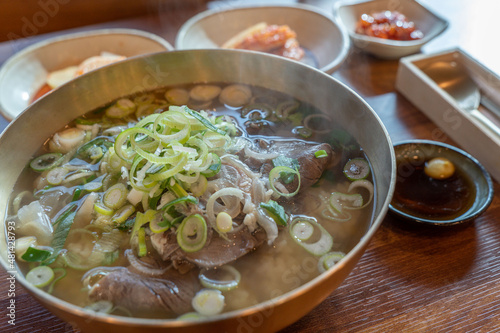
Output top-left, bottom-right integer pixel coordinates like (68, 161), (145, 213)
(389, 140), (494, 226)
(0, 49), (395, 333)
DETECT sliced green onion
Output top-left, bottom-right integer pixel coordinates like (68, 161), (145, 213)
(107, 149), (127, 173)
(347, 179), (374, 209)
(71, 187), (83, 202)
(114, 127), (155, 163)
(199, 265), (241, 291)
(149, 214), (171, 233)
(318, 251), (345, 273)
(15, 236), (37, 261)
(272, 155), (299, 184)
(137, 227), (147, 257)
(130, 210), (156, 254)
(200, 153), (221, 178)
(74, 137), (114, 163)
(269, 166), (301, 197)
(94, 202), (114, 216)
(30, 153), (63, 172)
(167, 179), (189, 198)
(189, 174), (208, 197)
(146, 154), (188, 182)
(26, 266), (54, 288)
(260, 200), (288, 226)
(181, 106), (226, 135)
(21, 246), (52, 262)
(116, 215), (136, 231)
(291, 220), (314, 241)
(329, 192), (363, 213)
(83, 180), (103, 192)
(322, 207), (352, 222)
(154, 110), (192, 144)
(47, 267), (67, 294)
(161, 195), (198, 212)
(343, 158), (370, 181)
(192, 289), (225, 316)
(43, 204), (77, 265)
(46, 167), (68, 185)
(111, 204), (136, 225)
(314, 150), (328, 159)
(177, 214), (207, 253)
(202, 131), (230, 150)
(103, 183), (128, 210)
(289, 218), (333, 256)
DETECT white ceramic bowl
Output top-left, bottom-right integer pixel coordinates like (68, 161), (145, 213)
(334, 0), (448, 59)
(175, 4), (350, 74)
(0, 28), (173, 120)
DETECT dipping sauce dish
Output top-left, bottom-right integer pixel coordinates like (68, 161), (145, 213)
(389, 140), (494, 226)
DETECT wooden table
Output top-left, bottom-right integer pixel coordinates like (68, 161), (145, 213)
(1, 0), (500, 332)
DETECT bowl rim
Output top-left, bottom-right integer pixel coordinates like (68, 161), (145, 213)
(333, 0), (449, 47)
(0, 28), (173, 121)
(175, 3), (351, 74)
(389, 139), (494, 226)
(0, 48), (395, 329)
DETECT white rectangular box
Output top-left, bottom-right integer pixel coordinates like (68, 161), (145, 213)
(396, 48), (500, 182)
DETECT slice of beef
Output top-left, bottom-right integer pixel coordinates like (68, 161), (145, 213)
(151, 227), (266, 269)
(88, 266), (200, 316)
(244, 140), (337, 188)
(292, 142), (336, 188)
(150, 228), (180, 261)
(174, 228), (266, 269)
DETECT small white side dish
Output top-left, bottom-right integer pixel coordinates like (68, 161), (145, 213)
(0, 29), (173, 120)
(175, 4), (350, 74)
(334, 0), (448, 59)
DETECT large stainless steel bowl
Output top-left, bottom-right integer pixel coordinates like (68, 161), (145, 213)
(0, 50), (395, 332)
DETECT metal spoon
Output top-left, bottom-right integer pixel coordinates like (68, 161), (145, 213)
(423, 61), (500, 138)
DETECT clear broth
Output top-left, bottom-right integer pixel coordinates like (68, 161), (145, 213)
(9, 82), (374, 318)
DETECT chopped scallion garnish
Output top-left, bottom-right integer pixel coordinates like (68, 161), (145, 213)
(314, 150), (328, 158)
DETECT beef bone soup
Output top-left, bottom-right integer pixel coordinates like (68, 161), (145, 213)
(7, 83), (374, 319)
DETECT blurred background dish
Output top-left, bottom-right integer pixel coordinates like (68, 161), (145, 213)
(389, 140), (494, 226)
(0, 28), (173, 121)
(334, 0), (448, 59)
(175, 4), (350, 74)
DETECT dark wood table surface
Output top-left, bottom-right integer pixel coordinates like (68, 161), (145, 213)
(1, 0), (500, 332)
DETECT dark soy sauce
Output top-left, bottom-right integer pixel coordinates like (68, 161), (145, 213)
(392, 159), (476, 220)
